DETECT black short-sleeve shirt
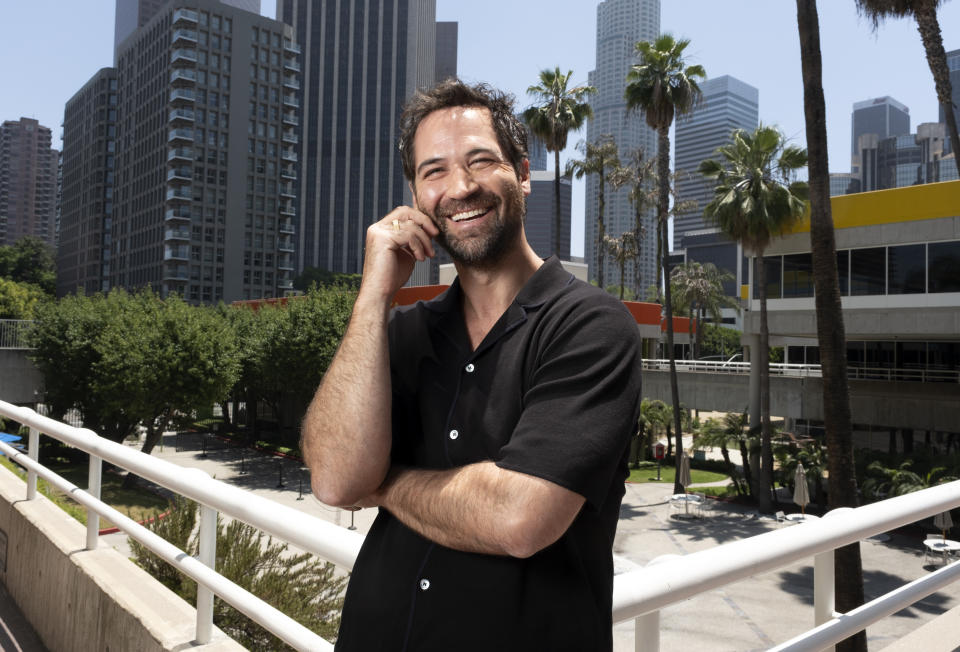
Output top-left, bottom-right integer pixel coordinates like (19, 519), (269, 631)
(335, 257), (643, 651)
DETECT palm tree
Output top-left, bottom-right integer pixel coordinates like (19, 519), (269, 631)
(567, 136), (621, 289)
(604, 231), (638, 300)
(671, 261), (736, 360)
(625, 34), (705, 496)
(609, 149), (657, 297)
(524, 68), (595, 255)
(854, 0), (960, 176)
(699, 124), (808, 513)
(797, 3), (866, 647)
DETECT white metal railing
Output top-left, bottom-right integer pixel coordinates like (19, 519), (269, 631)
(1, 398), (959, 650)
(0, 319), (32, 349)
(643, 359), (960, 383)
(0, 400), (362, 651)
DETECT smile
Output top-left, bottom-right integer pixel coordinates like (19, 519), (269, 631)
(450, 207), (490, 222)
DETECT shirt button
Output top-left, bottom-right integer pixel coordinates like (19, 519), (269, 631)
(465, 363), (475, 373)
(449, 429), (459, 440)
(419, 579), (430, 591)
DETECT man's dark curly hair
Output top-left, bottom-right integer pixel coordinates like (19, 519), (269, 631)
(398, 79), (529, 184)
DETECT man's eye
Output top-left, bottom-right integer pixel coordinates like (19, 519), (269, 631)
(470, 158), (495, 168)
(422, 168), (442, 178)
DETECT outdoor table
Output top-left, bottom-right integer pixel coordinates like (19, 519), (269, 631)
(922, 538), (960, 566)
(669, 493), (703, 519)
(784, 513), (820, 524)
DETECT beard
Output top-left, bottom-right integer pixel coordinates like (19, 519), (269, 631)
(426, 180), (527, 270)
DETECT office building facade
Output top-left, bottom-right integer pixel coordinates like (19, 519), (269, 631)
(0, 118), (59, 248)
(941, 48), (960, 155)
(673, 75), (758, 249)
(858, 122), (957, 192)
(106, 1), (299, 303)
(850, 96), (910, 175)
(584, 0), (659, 292)
(277, 0), (438, 284)
(526, 170), (571, 261)
(58, 68), (119, 295)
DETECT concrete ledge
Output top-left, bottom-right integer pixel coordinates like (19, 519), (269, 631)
(879, 600), (960, 652)
(0, 466), (243, 652)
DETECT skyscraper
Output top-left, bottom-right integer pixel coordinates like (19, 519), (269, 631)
(58, 68), (118, 295)
(941, 48), (960, 155)
(673, 75), (758, 248)
(0, 118), (59, 248)
(277, 0), (438, 283)
(850, 96), (910, 176)
(526, 170), (571, 260)
(584, 0), (659, 292)
(103, 1), (300, 303)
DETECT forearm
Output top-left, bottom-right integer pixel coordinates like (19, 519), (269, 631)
(302, 291), (393, 507)
(372, 462), (584, 558)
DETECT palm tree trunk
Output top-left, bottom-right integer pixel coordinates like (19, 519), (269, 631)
(739, 439), (755, 500)
(797, 3), (866, 649)
(554, 149), (563, 256)
(619, 257), (626, 300)
(597, 175), (606, 290)
(756, 252), (774, 513)
(656, 126), (685, 495)
(913, 4), (960, 176)
(634, 206), (644, 298)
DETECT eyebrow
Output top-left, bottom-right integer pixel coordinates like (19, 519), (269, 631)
(415, 147), (503, 176)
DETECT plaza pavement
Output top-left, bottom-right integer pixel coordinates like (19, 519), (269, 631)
(99, 430), (960, 651)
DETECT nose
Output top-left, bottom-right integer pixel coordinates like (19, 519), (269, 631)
(447, 164), (478, 199)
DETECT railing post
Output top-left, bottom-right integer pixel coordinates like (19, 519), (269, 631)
(27, 425), (39, 500)
(86, 453), (102, 549)
(814, 550), (834, 626)
(634, 611), (660, 652)
(196, 503), (217, 644)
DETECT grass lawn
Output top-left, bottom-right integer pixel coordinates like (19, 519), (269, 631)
(627, 462), (728, 486)
(0, 452), (169, 529)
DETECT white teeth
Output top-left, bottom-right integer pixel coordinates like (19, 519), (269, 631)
(451, 208), (486, 222)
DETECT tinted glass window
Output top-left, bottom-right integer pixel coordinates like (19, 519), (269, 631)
(836, 250), (849, 295)
(928, 240), (960, 293)
(850, 247), (885, 295)
(783, 253), (814, 298)
(754, 256), (782, 299)
(887, 244), (926, 294)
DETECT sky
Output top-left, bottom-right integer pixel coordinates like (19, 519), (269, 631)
(3, 0), (958, 257)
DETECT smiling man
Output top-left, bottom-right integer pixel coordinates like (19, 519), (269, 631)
(301, 80), (643, 651)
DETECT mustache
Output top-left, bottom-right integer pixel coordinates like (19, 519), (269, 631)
(434, 190), (501, 220)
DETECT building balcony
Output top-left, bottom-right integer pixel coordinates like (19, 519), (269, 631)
(282, 112), (298, 126)
(281, 149), (297, 162)
(170, 69), (196, 85)
(168, 128), (194, 143)
(164, 228), (191, 242)
(277, 237), (294, 252)
(283, 40), (301, 54)
(282, 93), (299, 108)
(170, 48), (197, 64)
(279, 204), (296, 217)
(280, 166), (296, 180)
(166, 167), (192, 182)
(278, 220), (294, 234)
(168, 108), (195, 124)
(165, 187), (192, 201)
(169, 88), (196, 104)
(283, 76), (299, 90)
(162, 264), (190, 281)
(277, 255), (294, 271)
(163, 245), (190, 261)
(283, 58), (300, 72)
(171, 28), (198, 45)
(279, 183), (295, 197)
(167, 147), (193, 162)
(172, 8), (198, 24)
(282, 131), (298, 144)
(165, 208), (191, 222)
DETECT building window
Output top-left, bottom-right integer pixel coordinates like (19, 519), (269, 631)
(887, 244), (926, 294)
(850, 247), (886, 296)
(928, 241), (960, 293)
(782, 253), (813, 298)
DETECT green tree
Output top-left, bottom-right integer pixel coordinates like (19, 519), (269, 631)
(671, 262), (736, 359)
(293, 268), (362, 292)
(625, 34), (705, 495)
(855, 0), (960, 176)
(604, 231), (638, 300)
(695, 415), (748, 496)
(699, 124), (808, 513)
(0, 236), (56, 295)
(0, 278), (47, 319)
(797, 2), (866, 641)
(523, 67), (595, 255)
(699, 322), (742, 360)
(130, 497), (346, 649)
(567, 136), (621, 289)
(609, 148), (657, 297)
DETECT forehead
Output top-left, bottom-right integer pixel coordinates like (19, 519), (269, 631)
(412, 106), (503, 164)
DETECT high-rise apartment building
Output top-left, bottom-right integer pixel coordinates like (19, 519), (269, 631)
(277, 0), (439, 284)
(673, 75), (758, 249)
(584, 0), (659, 290)
(0, 118), (60, 247)
(435, 21), (457, 83)
(58, 68), (119, 295)
(850, 96), (910, 176)
(103, 1), (299, 303)
(114, 0), (260, 61)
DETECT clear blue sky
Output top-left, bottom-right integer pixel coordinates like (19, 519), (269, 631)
(4, 1), (958, 256)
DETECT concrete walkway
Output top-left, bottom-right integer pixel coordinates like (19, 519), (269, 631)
(102, 431), (959, 651)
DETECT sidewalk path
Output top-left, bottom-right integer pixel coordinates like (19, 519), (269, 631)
(104, 431), (960, 651)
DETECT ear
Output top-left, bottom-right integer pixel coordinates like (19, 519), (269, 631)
(519, 158), (531, 196)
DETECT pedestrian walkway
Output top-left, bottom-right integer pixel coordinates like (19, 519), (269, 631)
(105, 431), (960, 651)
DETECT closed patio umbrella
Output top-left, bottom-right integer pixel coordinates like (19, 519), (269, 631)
(793, 463), (810, 516)
(679, 453), (692, 492)
(934, 510), (954, 542)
